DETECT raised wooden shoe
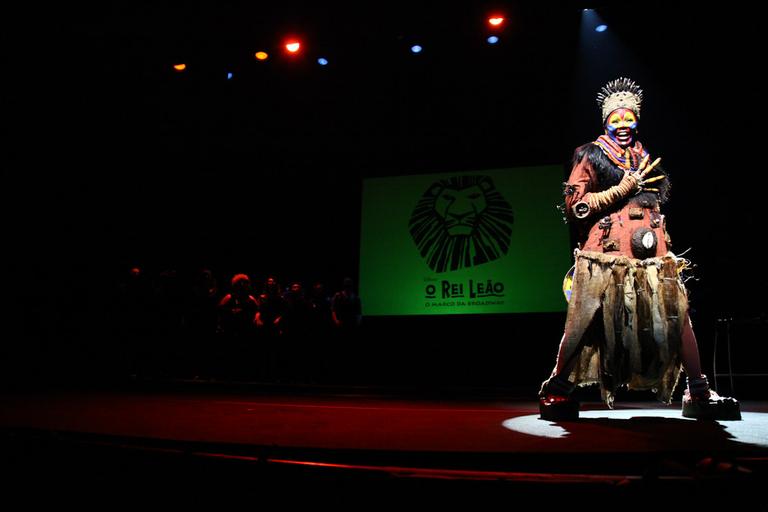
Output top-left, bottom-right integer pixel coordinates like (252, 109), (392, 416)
(539, 394), (580, 421)
(682, 390), (741, 421)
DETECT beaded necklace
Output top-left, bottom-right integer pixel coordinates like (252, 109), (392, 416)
(593, 134), (648, 171)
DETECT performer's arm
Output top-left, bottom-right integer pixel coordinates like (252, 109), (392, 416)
(569, 157), (664, 220)
(572, 172), (637, 219)
(562, 155), (600, 221)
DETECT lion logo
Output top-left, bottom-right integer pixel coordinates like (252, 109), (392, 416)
(409, 175), (514, 273)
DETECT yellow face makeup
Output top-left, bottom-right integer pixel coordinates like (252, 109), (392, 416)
(607, 109), (637, 128)
(605, 108), (638, 147)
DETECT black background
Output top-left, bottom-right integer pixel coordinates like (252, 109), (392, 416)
(4, 1), (765, 393)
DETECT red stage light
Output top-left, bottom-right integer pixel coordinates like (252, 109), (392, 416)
(488, 16), (505, 27)
(285, 41), (301, 53)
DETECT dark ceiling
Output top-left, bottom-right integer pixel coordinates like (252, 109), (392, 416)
(5, 1), (763, 315)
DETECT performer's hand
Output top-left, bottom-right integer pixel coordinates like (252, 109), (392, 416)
(620, 170), (640, 194)
(632, 155), (664, 194)
(637, 155), (661, 179)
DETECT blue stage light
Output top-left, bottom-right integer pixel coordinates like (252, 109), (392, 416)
(226, 72), (233, 79)
(410, 45), (422, 54)
(487, 35), (499, 44)
(317, 58), (329, 66)
(595, 24), (608, 32)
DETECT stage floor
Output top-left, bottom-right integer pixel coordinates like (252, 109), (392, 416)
(2, 386), (767, 503)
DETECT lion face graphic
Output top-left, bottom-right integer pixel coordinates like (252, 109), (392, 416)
(409, 175), (514, 273)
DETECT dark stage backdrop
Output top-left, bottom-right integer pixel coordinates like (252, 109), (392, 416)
(4, 2), (766, 390)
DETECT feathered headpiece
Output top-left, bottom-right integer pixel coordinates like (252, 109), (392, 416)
(596, 77), (643, 122)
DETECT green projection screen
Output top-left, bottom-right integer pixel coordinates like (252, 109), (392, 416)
(360, 166), (571, 315)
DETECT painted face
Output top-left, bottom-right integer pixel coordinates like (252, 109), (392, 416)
(604, 108), (638, 147)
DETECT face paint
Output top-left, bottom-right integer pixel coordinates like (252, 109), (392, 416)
(604, 108), (638, 147)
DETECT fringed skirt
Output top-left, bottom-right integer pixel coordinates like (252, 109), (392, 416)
(561, 250), (687, 406)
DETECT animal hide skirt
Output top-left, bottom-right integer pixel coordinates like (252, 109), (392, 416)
(561, 250), (687, 406)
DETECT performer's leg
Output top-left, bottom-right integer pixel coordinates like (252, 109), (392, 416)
(538, 331), (580, 421)
(681, 314), (704, 383)
(540, 333), (576, 390)
(681, 313), (741, 420)
(552, 331), (573, 376)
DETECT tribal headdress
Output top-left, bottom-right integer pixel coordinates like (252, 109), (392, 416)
(596, 77), (643, 122)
